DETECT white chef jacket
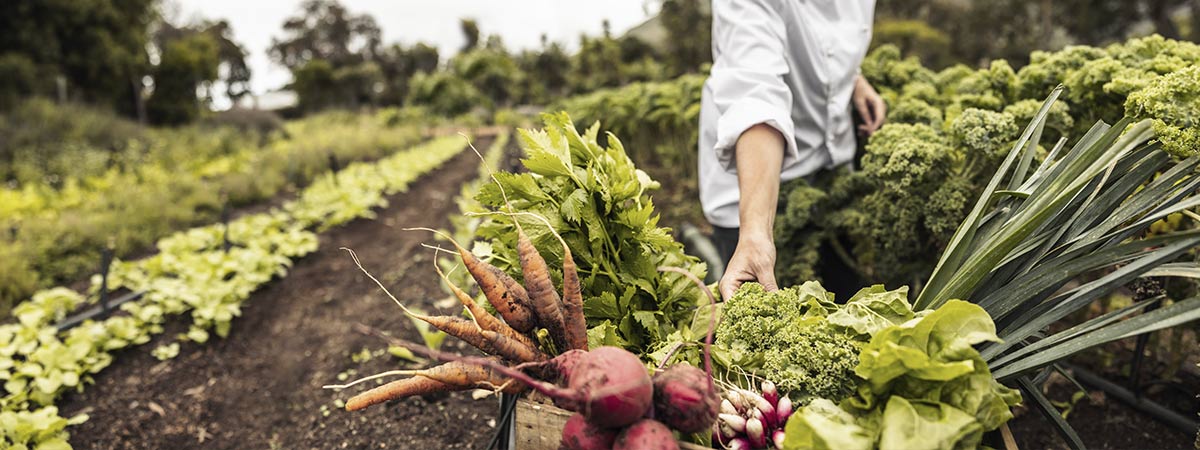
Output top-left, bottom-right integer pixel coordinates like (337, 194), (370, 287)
(698, 0), (876, 228)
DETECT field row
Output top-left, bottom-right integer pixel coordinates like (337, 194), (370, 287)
(0, 134), (479, 449)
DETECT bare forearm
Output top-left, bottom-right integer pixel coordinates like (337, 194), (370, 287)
(735, 123), (784, 241)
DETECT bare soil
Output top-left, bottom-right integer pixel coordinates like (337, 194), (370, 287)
(60, 143), (501, 450)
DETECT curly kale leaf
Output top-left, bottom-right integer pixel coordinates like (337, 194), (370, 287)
(950, 108), (1019, 162)
(1125, 65), (1200, 158)
(716, 282), (861, 401)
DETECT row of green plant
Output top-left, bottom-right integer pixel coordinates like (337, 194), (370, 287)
(0, 100), (430, 315)
(0, 136), (467, 449)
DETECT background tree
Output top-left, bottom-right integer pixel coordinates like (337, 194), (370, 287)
(517, 35), (570, 104)
(269, 0), (381, 70)
(570, 21), (628, 92)
(460, 19), (481, 53)
(147, 19), (251, 123)
(270, 0), (383, 111)
(205, 20), (253, 102)
(377, 43), (440, 105)
(452, 37), (524, 108)
(0, 0), (156, 115)
(658, 0), (712, 74)
(147, 32), (220, 124)
(407, 70), (485, 116)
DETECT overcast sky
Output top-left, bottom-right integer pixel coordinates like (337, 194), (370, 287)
(173, 0), (656, 106)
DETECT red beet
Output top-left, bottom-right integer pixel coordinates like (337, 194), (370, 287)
(567, 347), (654, 428)
(561, 413), (618, 450)
(651, 364), (720, 433)
(650, 267), (720, 434)
(613, 419), (679, 450)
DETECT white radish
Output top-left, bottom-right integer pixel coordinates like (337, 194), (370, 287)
(777, 396), (794, 424)
(773, 430), (786, 449)
(742, 391), (777, 429)
(761, 380), (779, 407)
(746, 417), (767, 449)
(726, 390), (751, 413)
(728, 438), (752, 450)
(721, 399), (739, 416)
(719, 413), (747, 433)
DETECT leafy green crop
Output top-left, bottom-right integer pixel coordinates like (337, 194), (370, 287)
(774, 35), (1200, 289)
(0, 134), (466, 449)
(473, 112), (706, 354)
(782, 301), (1020, 450)
(715, 282), (861, 401)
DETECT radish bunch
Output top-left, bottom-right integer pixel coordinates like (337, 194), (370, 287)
(713, 381), (794, 449)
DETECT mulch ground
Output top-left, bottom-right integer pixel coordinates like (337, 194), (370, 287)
(61, 141), (502, 450)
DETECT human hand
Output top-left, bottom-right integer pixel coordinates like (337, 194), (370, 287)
(853, 74), (887, 136)
(718, 232), (777, 300)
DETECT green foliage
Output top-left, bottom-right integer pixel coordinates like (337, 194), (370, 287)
(269, 0), (381, 70)
(657, 0), (712, 75)
(871, 20), (952, 68)
(407, 71), (486, 116)
(0, 0), (156, 113)
(556, 75), (706, 224)
(473, 113), (706, 353)
(0, 53), (47, 110)
(0, 131), (465, 449)
(715, 282), (862, 401)
(452, 48), (524, 108)
(782, 301), (1020, 450)
(147, 32), (221, 125)
(774, 35), (1200, 289)
(0, 103), (427, 315)
(1125, 65), (1200, 158)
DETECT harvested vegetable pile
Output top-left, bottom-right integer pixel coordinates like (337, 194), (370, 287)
(326, 121), (724, 448)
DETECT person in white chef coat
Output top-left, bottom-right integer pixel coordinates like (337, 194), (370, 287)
(700, 0), (887, 300)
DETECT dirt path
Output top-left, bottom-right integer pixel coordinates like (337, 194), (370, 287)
(61, 142), (502, 450)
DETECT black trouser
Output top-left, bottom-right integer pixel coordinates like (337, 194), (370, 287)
(711, 225), (740, 268)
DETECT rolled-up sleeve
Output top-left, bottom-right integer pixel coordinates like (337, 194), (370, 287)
(708, 0), (799, 172)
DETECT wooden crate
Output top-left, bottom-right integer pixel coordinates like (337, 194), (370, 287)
(513, 397), (710, 450)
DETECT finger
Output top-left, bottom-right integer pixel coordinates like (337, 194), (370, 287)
(758, 269), (779, 292)
(871, 97), (887, 130)
(853, 96), (869, 125)
(719, 275), (741, 301)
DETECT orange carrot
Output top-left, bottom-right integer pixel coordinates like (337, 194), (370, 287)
(341, 247), (543, 362)
(517, 229), (570, 352)
(560, 248), (588, 351)
(434, 262), (540, 351)
(385, 361), (526, 393)
(407, 227), (537, 333)
(345, 376), (451, 411)
(482, 329), (549, 363)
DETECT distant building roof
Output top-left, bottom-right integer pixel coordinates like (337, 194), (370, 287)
(622, 1), (711, 53)
(235, 90), (298, 111)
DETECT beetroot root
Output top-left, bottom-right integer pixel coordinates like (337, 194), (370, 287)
(561, 413), (619, 450)
(566, 346), (654, 429)
(613, 419), (679, 450)
(651, 364), (720, 433)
